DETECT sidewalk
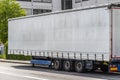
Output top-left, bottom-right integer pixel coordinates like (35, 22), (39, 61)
(0, 59), (30, 64)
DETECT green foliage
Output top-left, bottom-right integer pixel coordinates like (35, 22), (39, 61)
(0, 0), (26, 44)
(7, 54), (32, 60)
(0, 53), (6, 59)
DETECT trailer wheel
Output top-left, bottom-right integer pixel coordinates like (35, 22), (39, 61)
(53, 60), (61, 70)
(63, 60), (72, 71)
(75, 61), (85, 73)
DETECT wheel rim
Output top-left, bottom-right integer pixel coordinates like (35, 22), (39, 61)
(64, 61), (71, 71)
(75, 61), (83, 72)
(54, 60), (60, 70)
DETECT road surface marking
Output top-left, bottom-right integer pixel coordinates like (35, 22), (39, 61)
(0, 71), (49, 80)
(96, 79), (107, 80)
(24, 76), (49, 80)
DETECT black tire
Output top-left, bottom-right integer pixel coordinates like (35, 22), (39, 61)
(63, 60), (72, 71)
(53, 60), (61, 70)
(75, 61), (85, 73)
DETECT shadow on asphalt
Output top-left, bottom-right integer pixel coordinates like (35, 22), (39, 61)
(12, 64), (120, 79)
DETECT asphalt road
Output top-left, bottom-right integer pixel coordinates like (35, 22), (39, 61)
(0, 61), (120, 80)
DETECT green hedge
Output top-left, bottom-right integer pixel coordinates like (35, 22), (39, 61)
(0, 53), (6, 59)
(7, 54), (31, 60)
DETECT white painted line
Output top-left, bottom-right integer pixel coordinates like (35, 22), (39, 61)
(96, 79), (108, 80)
(0, 71), (49, 80)
(24, 76), (49, 80)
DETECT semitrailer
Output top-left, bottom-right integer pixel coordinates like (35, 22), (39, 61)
(8, 3), (120, 73)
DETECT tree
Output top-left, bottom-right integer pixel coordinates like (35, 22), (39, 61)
(0, 0), (26, 44)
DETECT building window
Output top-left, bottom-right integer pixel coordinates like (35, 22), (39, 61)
(33, 9), (51, 14)
(33, 0), (52, 3)
(61, 0), (72, 10)
(75, 0), (89, 3)
(17, 0), (52, 3)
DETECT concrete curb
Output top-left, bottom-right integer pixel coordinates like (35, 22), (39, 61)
(0, 59), (30, 64)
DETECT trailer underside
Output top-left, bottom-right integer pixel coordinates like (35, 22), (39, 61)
(31, 56), (110, 73)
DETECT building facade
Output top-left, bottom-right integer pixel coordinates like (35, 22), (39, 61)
(17, 0), (53, 15)
(17, 0), (120, 15)
(73, 0), (120, 9)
